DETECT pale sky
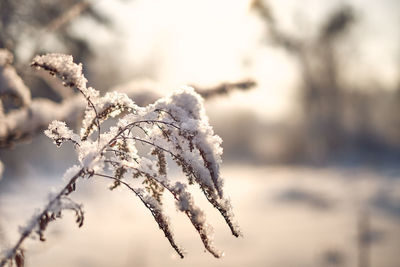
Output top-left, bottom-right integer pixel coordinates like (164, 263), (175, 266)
(72, 0), (400, 121)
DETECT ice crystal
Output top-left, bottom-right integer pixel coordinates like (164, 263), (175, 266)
(31, 54), (87, 90)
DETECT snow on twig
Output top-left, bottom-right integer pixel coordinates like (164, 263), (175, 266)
(0, 54), (240, 266)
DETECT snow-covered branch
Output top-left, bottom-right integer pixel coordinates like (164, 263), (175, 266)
(0, 54), (240, 266)
(0, 49), (31, 116)
(0, 166), (85, 267)
(192, 79), (256, 99)
(0, 96), (85, 147)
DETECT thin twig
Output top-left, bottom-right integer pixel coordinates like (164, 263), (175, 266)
(46, 1), (91, 32)
(76, 90), (101, 144)
(193, 79), (256, 99)
(0, 168), (85, 267)
(93, 172), (185, 258)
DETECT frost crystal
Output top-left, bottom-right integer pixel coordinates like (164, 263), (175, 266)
(44, 120), (79, 147)
(62, 165), (81, 182)
(31, 54), (87, 90)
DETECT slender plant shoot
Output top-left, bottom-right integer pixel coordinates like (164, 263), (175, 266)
(0, 54), (240, 267)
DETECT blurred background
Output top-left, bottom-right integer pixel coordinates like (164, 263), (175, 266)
(0, 0), (400, 266)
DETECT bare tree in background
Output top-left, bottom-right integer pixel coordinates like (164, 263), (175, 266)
(252, 0), (400, 162)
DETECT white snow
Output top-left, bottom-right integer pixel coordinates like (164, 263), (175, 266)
(31, 54), (87, 90)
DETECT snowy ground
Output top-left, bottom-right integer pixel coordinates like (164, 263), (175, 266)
(1, 165), (400, 267)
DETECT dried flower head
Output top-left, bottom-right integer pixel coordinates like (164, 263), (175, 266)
(0, 54), (240, 267)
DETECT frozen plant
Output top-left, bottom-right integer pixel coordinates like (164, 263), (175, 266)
(0, 54), (240, 267)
